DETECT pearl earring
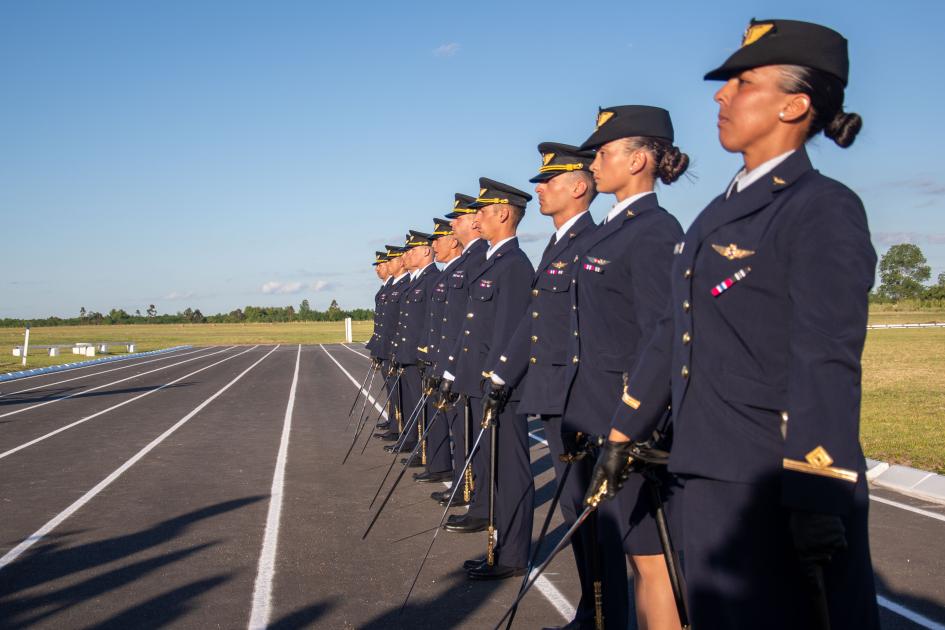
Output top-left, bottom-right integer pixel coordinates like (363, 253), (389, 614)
(779, 111), (786, 120)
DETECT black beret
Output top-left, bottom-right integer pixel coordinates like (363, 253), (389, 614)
(579, 105), (674, 151)
(704, 18), (849, 86)
(372, 250), (388, 266)
(445, 192), (477, 218)
(528, 142), (596, 183)
(405, 230), (434, 248)
(467, 177), (532, 209)
(430, 217), (453, 239)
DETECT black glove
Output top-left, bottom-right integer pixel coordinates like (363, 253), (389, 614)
(422, 374), (442, 396)
(559, 432), (589, 463)
(583, 440), (635, 507)
(482, 382), (510, 425)
(789, 510), (847, 573)
(434, 378), (458, 410)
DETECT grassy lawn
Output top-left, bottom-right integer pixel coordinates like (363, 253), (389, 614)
(868, 306), (945, 325)
(0, 321), (373, 374)
(860, 328), (945, 474)
(3, 317), (943, 473)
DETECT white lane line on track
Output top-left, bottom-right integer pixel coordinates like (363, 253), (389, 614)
(0, 346), (254, 461)
(320, 345), (388, 419)
(869, 494), (945, 523)
(0, 346), (217, 399)
(248, 345), (301, 630)
(322, 344), (572, 622)
(0, 345), (279, 573)
(341, 343), (371, 359)
(0, 346), (237, 420)
(877, 596), (945, 630)
(0, 346), (195, 386)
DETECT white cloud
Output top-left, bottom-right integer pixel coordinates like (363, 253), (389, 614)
(163, 291), (195, 300)
(261, 281), (303, 295)
(873, 232), (945, 247)
(309, 280), (333, 292)
(433, 42), (460, 58)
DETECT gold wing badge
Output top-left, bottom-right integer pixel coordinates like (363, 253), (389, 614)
(712, 243), (755, 261)
(551, 261), (568, 269)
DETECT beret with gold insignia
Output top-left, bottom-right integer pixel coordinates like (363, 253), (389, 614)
(704, 18), (849, 86)
(529, 142), (596, 183)
(430, 217), (453, 239)
(579, 105), (674, 151)
(467, 177), (533, 209)
(445, 192), (477, 218)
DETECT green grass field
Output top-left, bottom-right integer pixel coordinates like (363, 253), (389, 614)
(0, 321), (373, 374)
(3, 316), (943, 472)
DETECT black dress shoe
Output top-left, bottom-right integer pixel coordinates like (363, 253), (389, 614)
(443, 516), (488, 533)
(375, 421), (390, 430)
(463, 556), (486, 570)
(413, 471), (452, 483)
(438, 494), (470, 508)
(374, 431), (397, 440)
(380, 432), (400, 442)
(446, 514), (465, 524)
(466, 563), (526, 581)
(430, 490), (448, 502)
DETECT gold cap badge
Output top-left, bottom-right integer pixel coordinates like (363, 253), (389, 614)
(596, 110), (615, 129)
(742, 22), (774, 47)
(542, 152), (555, 166)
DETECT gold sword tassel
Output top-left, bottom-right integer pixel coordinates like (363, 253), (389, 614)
(486, 525), (496, 567)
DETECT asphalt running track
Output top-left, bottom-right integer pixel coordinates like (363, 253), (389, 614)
(0, 344), (941, 629)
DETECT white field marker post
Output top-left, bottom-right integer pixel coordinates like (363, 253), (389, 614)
(344, 317), (353, 343)
(21, 325), (30, 366)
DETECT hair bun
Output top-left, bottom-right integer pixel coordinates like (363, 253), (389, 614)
(824, 110), (862, 148)
(657, 146), (690, 184)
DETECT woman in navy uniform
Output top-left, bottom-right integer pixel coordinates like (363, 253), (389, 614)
(563, 105), (689, 630)
(589, 19), (880, 630)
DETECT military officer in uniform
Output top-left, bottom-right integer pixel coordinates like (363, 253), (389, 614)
(428, 194), (489, 508)
(563, 105), (689, 630)
(365, 251), (390, 368)
(374, 245), (410, 441)
(414, 218), (464, 483)
(388, 231), (440, 455)
(589, 19), (880, 630)
(483, 143), (601, 619)
(437, 178), (536, 580)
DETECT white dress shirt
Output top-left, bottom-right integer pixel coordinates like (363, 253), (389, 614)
(726, 149), (795, 198)
(486, 236), (516, 259)
(553, 211), (589, 244)
(462, 237), (481, 254)
(603, 191), (655, 224)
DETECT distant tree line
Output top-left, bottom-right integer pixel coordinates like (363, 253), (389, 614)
(0, 299), (373, 328)
(871, 243), (945, 304)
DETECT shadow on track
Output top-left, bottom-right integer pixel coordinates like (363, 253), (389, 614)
(0, 383), (196, 408)
(0, 496), (265, 628)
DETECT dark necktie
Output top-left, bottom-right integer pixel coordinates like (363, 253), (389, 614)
(542, 233), (556, 258)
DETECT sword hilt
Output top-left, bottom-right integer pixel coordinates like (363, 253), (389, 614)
(585, 480), (608, 509)
(464, 466), (474, 501)
(593, 580), (604, 630)
(486, 525), (496, 567)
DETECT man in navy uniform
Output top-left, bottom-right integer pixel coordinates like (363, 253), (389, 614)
(365, 251), (390, 370)
(437, 178), (536, 580)
(484, 143), (603, 616)
(374, 245), (410, 441)
(414, 218), (465, 483)
(428, 194), (489, 507)
(388, 231), (439, 455)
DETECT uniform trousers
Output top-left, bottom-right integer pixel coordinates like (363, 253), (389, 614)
(465, 395), (534, 568)
(423, 395), (452, 474)
(544, 415), (629, 629)
(681, 475), (880, 630)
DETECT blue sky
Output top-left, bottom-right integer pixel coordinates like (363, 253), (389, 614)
(3, 1), (943, 318)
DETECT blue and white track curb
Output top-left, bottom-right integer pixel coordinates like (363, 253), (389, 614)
(0, 346), (193, 383)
